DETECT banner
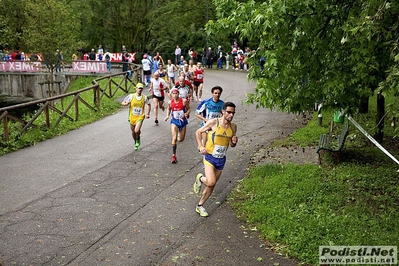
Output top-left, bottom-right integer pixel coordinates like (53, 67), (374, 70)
(0, 61), (42, 72)
(71, 61), (108, 73)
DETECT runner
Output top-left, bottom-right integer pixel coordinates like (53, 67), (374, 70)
(193, 102), (238, 217)
(164, 88), (191, 163)
(148, 71), (168, 125)
(195, 86), (224, 146)
(193, 62), (204, 102)
(121, 83), (151, 150)
(167, 59), (177, 88)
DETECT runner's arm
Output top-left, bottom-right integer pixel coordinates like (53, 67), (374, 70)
(230, 123), (238, 147)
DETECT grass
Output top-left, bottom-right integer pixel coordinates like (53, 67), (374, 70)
(0, 76), (129, 155)
(229, 95), (399, 265)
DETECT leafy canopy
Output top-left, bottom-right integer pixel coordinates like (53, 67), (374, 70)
(208, 0), (399, 114)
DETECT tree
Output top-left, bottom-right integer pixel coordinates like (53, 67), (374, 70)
(208, 0), (399, 121)
(23, 0), (83, 93)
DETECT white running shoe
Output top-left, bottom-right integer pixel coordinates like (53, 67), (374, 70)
(196, 205), (209, 217)
(193, 173), (203, 194)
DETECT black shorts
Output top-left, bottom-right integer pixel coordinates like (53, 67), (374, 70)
(194, 81), (203, 87)
(152, 95), (165, 101)
(144, 70), (151, 75)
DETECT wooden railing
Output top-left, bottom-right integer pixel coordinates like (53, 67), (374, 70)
(0, 63), (142, 142)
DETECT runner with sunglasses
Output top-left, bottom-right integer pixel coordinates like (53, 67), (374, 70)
(193, 102), (238, 217)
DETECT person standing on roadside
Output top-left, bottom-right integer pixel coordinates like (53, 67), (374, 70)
(175, 45), (181, 65)
(201, 47), (207, 67)
(121, 83), (151, 150)
(104, 49), (112, 71)
(217, 46), (223, 69)
(164, 88), (191, 163)
(89, 49), (96, 60)
(149, 71), (168, 125)
(193, 102), (238, 217)
(98, 45), (104, 61)
(206, 47), (214, 69)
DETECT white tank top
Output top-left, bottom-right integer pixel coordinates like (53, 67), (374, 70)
(167, 64), (175, 77)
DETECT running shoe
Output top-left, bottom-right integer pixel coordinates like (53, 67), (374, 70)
(196, 205), (209, 217)
(171, 154), (177, 163)
(134, 140), (140, 150)
(155, 119), (159, 124)
(193, 173), (203, 194)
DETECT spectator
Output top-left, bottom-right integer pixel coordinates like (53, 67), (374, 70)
(104, 50), (112, 71)
(201, 47), (207, 67)
(217, 46), (223, 69)
(98, 45), (104, 61)
(122, 51), (129, 72)
(231, 45), (238, 69)
(225, 53), (230, 70)
(206, 47), (214, 69)
(89, 49), (96, 60)
(174, 45), (181, 65)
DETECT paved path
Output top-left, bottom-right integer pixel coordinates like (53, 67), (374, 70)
(0, 70), (301, 265)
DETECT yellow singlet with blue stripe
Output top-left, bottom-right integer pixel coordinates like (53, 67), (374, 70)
(129, 95), (146, 125)
(204, 118), (233, 170)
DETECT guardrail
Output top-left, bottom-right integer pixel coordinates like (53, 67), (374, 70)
(0, 63), (142, 142)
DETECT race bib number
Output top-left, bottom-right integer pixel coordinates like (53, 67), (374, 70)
(212, 145), (227, 158)
(133, 107), (143, 116)
(173, 110), (185, 119)
(196, 74), (203, 79)
(208, 111), (221, 119)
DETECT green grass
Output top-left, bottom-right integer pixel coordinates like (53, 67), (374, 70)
(230, 93), (399, 265)
(230, 163), (399, 264)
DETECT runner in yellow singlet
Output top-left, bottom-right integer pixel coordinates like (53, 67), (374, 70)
(193, 102), (238, 217)
(121, 83), (151, 150)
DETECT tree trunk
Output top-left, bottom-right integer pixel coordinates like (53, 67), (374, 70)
(374, 92), (385, 143)
(358, 96), (369, 113)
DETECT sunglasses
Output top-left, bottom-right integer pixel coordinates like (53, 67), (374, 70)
(225, 111), (235, 115)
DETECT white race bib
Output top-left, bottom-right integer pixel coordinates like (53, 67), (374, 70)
(208, 111), (221, 119)
(133, 107), (142, 116)
(172, 110), (185, 120)
(212, 145), (227, 158)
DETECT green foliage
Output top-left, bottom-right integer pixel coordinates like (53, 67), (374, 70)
(231, 163), (399, 265)
(23, 0), (83, 66)
(210, 0), (399, 115)
(0, 0), (217, 62)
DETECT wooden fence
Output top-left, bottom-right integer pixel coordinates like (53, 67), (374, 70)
(0, 63), (142, 142)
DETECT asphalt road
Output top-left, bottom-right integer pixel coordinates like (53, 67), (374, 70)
(0, 69), (301, 265)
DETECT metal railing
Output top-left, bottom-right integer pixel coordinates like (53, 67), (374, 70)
(0, 63), (142, 142)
